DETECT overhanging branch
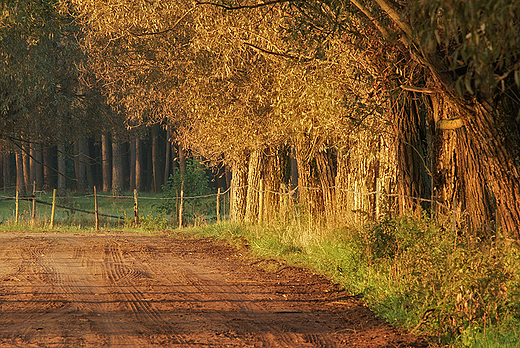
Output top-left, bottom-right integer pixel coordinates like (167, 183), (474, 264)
(196, 0), (291, 10)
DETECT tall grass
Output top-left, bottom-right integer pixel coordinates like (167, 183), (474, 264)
(190, 216), (520, 347)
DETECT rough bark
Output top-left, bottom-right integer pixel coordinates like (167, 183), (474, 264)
(245, 149), (263, 223)
(294, 138), (324, 223)
(395, 94), (431, 214)
(101, 134), (111, 192)
(315, 149), (337, 224)
(230, 153), (248, 222)
(461, 102), (520, 236)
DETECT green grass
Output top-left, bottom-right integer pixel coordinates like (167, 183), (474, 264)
(0, 189), (226, 232)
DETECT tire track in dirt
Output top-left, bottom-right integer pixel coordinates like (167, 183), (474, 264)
(102, 239), (191, 347)
(0, 233), (427, 348)
(141, 241), (338, 347)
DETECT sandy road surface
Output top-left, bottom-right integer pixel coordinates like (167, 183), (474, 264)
(0, 231), (426, 347)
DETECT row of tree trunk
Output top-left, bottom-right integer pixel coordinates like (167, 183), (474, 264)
(0, 125), (193, 195)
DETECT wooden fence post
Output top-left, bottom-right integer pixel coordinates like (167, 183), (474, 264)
(133, 189), (139, 226)
(15, 190), (19, 224)
(94, 186), (99, 231)
(32, 181), (36, 225)
(179, 181), (184, 228)
(50, 189), (56, 229)
(216, 187), (221, 222)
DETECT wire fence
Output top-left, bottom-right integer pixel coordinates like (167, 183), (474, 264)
(0, 183), (495, 233)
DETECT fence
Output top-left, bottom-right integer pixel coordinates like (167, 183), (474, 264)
(0, 186), (231, 230)
(0, 182), (496, 234)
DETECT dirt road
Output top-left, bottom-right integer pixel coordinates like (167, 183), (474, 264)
(0, 231), (426, 347)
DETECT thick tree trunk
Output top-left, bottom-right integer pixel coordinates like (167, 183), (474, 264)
(395, 94), (431, 214)
(430, 94), (496, 233)
(101, 134), (111, 192)
(461, 101), (520, 236)
(263, 147), (289, 220)
(230, 153), (248, 222)
(294, 137), (324, 223)
(245, 149), (263, 223)
(315, 149), (337, 224)
(111, 139), (123, 196)
(57, 144), (66, 191)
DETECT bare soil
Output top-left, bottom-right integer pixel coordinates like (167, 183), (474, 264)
(0, 231), (427, 347)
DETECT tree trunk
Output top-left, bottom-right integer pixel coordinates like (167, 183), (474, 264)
(230, 153), (248, 222)
(43, 146), (53, 190)
(164, 126), (171, 187)
(135, 136), (143, 192)
(245, 149), (263, 223)
(294, 137), (324, 223)
(102, 134), (111, 192)
(3, 153), (11, 192)
(112, 139), (123, 196)
(74, 140), (86, 192)
(34, 143), (43, 191)
(315, 149), (337, 224)
(57, 144), (66, 191)
(129, 137), (136, 191)
(395, 93), (432, 214)
(178, 144), (187, 175)
(15, 151), (25, 195)
(151, 124), (163, 193)
(460, 101), (520, 236)
(81, 139), (94, 189)
(23, 143), (31, 193)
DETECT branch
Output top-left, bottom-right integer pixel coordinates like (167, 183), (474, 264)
(244, 42), (312, 61)
(400, 85), (439, 94)
(373, 0), (412, 39)
(348, 0), (390, 41)
(196, 0), (291, 10)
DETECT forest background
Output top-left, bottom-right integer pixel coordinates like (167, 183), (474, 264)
(1, 0), (520, 346)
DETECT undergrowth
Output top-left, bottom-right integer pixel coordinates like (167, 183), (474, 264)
(190, 216), (520, 347)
